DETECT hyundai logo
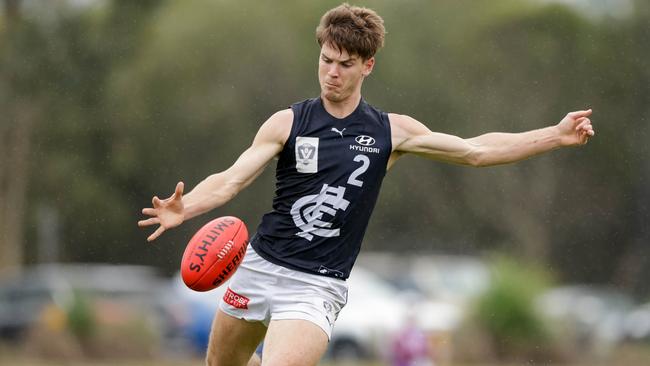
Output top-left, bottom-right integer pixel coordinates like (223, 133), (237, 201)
(355, 135), (375, 146)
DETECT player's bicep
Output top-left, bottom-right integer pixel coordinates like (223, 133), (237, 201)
(409, 131), (480, 165)
(390, 113), (479, 166)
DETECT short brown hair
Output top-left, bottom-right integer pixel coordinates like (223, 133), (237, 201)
(316, 3), (386, 60)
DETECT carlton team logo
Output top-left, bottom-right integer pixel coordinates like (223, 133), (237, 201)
(290, 183), (350, 241)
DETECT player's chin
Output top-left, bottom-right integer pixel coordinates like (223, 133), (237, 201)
(322, 91), (344, 103)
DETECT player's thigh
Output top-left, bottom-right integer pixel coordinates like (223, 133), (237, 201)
(206, 309), (267, 366)
(261, 319), (329, 366)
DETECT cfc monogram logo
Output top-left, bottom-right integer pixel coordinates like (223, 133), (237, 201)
(290, 184), (349, 241)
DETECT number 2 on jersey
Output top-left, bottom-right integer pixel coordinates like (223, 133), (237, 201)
(347, 154), (370, 187)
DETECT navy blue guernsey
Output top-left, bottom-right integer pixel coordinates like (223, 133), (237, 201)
(251, 97), (392, 279)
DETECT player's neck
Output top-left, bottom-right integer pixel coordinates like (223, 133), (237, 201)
(321, 93), (362, 119)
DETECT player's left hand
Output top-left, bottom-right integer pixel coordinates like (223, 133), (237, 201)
(556, 109), (595, 146)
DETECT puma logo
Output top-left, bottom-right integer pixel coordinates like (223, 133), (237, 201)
(331, 127), (346, 138)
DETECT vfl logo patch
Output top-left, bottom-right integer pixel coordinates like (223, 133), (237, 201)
(355, 135), (375, 146)
(223, 287), (249, 309)
(295, 136), (319, 173)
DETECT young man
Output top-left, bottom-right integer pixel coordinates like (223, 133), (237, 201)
(139, 4), (595, 366)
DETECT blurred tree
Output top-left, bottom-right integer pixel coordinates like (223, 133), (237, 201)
(611, 0), (650, 299)
(470, 257), (554, 362)
(3, 0), (165, 267)
(0, 0), (39, 272)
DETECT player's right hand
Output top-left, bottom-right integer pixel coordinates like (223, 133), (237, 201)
(138, 182), (185, 242)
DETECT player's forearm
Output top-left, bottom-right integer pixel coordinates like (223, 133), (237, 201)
(181, 172), (243, 220)
(468, 125), (562, 167)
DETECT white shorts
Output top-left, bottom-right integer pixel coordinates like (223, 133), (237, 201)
(219, 245), (348, 340)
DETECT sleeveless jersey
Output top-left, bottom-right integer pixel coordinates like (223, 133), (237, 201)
(251, 97), (392, 279)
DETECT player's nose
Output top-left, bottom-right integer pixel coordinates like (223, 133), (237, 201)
(327, 64), (339, 77)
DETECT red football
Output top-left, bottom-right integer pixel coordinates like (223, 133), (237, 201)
(181, 216), (248, 291)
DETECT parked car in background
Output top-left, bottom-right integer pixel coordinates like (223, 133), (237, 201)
(330, 263), (462, 362)
(536, 285), (635, 358)
(156, 272), (226, 356)
(355, 252), (490, 306)
(0, 264), (164, 346)
(623, 302), (650, 343)
(330, 265), (405, 359)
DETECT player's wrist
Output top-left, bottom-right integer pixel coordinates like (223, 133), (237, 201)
(549, 125), (571, 147)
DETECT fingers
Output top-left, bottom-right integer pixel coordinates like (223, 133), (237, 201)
(138, 217), (160, 227)
(577, 120), (595, 145)
(575, 117), (595, 135)
(142, 182), (184, 241)
(567, 108), (592, 120)
(575, 117), (591, 130)
(580, 126), (595, 136)
(147, 226), (166, 242)
(160, 182), (185, 203)
(174, 181), (185, 199)
(142, 207), (156, 216)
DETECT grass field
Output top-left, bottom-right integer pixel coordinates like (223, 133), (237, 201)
(2, 345), (649, 366)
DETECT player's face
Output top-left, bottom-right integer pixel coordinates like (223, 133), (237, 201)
(318, 43), (374, 103)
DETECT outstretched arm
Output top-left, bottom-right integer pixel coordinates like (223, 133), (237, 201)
(138, 109), (293, 241)
(389, 109), (594, 168)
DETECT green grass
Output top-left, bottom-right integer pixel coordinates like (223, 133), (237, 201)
(2, 345), (650, 366)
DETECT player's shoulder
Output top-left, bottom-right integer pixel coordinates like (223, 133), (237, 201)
(387, 112), (418, 124)
(388, 112), (409, 124)
(387, 113), (425, 135)
(268, 108), (294, 124)
(258, 108), (294, 144)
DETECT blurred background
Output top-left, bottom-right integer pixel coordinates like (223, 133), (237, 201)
(0, 0), (648, 365)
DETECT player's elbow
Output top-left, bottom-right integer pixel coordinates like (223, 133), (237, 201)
(205, 172), (244, 203)
(464, 147), (486, 167)
(469, 148), (511, 168)
(223, 178), (246, 199)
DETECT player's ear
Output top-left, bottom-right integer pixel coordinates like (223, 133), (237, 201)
(362, 57), (375, 77)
